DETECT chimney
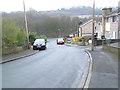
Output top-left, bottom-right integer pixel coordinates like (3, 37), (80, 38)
(102, 8), (112, 36)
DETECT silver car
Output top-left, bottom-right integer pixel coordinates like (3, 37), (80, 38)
(33, 39), (46, 50)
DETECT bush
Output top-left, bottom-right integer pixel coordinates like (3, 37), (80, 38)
(78, 37), (84, 42)
(35, 35), (47, 42)
(16, 28), (26, 46)
(29, 32), (37, 44)
(2, 19), (27, 48)
(29, 32), (48, 44)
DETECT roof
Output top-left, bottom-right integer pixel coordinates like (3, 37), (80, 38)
(102, 8), (112, 10)
(118, 8), (120, 14)
(80, 19), (96, 27)
(80, 19), (93, 27)
(106, 9), (118, 17)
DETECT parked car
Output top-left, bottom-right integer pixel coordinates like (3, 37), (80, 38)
(56, 38), (65, 44)
(33, 39), (46, 50)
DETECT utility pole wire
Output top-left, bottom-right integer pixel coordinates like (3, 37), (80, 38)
(23, 0), (29, 49)
(92, 0), (95, 51)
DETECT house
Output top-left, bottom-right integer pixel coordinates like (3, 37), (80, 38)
(78, 19), (94, 36)
(118, 1), (120, 39)
(95, 21), (102, 39)
(78, 7), (119, 40)
(102, 8), (119, 39)
(78, 19), (102, 39)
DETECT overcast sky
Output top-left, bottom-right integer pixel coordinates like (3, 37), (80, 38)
(1, 0), (120, 12)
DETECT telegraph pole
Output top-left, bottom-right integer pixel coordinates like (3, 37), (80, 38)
(23, 0), (30, 49)
(92, 0), (95, 51)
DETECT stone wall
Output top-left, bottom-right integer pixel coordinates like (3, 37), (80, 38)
(103, 45), (119, 55)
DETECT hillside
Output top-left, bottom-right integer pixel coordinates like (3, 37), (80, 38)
(2, 6), (117, 38)
(39, 6), (102, 16)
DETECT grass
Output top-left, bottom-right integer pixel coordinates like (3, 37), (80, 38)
(2, 47), (25, 56)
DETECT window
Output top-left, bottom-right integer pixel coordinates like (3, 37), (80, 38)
(106, 31), (110, 39)
(112, 31), (116, 39)
(106, 17), (109, 22)
(98, 22), (100, 25)
(112, 16), (116, 22)
(94, 26), (96, 30)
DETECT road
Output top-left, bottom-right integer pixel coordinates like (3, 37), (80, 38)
(2, 39), (89, 88)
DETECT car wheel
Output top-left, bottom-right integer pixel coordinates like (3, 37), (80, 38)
(33, 46), (36, 50)
(42, 46), (46, 50)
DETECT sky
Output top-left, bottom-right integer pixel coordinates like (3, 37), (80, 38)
(1, 0), (120, 12)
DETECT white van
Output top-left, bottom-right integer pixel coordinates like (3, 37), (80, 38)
(33, 39), (46, 50)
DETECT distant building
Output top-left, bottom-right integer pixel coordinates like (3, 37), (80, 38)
(79, 20), (93, 36)
(78, 19), (101, 38)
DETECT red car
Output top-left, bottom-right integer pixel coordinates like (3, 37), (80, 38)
(56, 38), (64, 44)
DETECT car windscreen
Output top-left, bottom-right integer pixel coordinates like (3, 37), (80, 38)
(34, 39), (44, 45)
(57, 39), (64, 41)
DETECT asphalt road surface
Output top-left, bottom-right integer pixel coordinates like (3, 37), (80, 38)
(2, 39), (89, 88)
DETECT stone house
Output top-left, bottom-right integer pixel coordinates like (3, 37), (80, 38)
(78, 8), (119, 40)
(118, 1), (120, 39)
(102, 8), (119, 39)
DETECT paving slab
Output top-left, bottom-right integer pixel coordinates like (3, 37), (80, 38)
(87, 47), (118, 88)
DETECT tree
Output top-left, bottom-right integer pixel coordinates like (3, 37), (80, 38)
(2, 18), (27, 49)
(29, 32), (48, 44)
(35, 35), (47, 42)
(29, 32), (36, 44)
(3, 10), (96, 38)
(2, 19), (18, 48)
(16, 28), (26, 46)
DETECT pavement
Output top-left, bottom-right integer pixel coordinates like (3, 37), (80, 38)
(110, 42), (120, 48)
(84, 46), (119, 88)
(1, 47), (39, 64)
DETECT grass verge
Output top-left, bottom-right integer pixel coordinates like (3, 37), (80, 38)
(2, 47), (26, 56)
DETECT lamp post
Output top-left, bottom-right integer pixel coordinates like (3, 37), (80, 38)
(23, 0), (30, 49)
(91, 0), (95, 51)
